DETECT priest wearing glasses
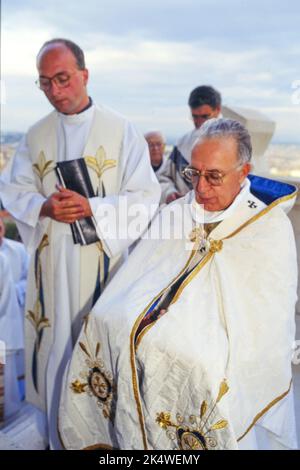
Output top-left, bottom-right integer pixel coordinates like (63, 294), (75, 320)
(59, 118), (298, 450)
(0, 38), (160, 449)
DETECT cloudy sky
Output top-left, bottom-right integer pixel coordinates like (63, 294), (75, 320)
(1, 0), (300, 142)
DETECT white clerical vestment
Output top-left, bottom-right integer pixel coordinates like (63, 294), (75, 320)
(0, 238), (29, 314)
(59, 176), (298, 450)
(0, 103), (160, 449)
(0, 253), (23, 423)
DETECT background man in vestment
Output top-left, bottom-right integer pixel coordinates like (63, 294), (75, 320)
(159, 85), (221, 204)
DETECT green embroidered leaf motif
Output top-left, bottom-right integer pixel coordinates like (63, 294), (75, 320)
(83, 315), (89, 334)
(37, 318), (51, 332)
(210, 419), (228, 430)
(37, 234), (49, 255)
(33, 299), (42, 319)
(216, 380), (229, 403)
(26, 310), (37, 327)
(200, 400), (208, 419)
(95, 342), (101, 357)
(79, 342), (91, 358)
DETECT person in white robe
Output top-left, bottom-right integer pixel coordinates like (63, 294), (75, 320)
(0, 38), (160, 449)
(0, 217), (29, 313)
(59, 118), (298, 450)
(0, 218), (29, 390)
(0, 253), (23, 424)
(159, 85), (221, 204)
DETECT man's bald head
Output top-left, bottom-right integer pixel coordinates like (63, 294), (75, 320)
(37, 38), (86, 70)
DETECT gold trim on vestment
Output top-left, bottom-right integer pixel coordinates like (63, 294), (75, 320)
(129, 188), (298, 450)
(171, 251), (214, 305)
(223, 189), (298, 241)
(136, 251), (214, 351)
(129, 248), (198, 450)
(237, 380), (292, 442)
(83, 443), (116, 450)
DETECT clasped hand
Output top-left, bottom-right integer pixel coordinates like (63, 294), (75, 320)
(40, 186), (92, 223)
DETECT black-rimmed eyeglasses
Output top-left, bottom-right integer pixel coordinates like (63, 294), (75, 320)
(35, 71), (78, 91)
(182, 163), (243, 186)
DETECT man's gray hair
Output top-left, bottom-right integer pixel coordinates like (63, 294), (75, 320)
(197, 118), (252, 164)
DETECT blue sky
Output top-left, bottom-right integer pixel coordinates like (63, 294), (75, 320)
(1, 0), (300, 142)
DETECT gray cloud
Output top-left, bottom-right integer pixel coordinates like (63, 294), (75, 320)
(2, 0), (300, 142)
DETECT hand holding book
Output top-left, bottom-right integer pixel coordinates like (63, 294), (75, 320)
(40, 158), (101, 245)
(40, 187), (89, 223)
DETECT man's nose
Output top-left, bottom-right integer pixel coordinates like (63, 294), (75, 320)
(193, 117), (206, 129)
(47, 80), (62, 96)
(196, 175), (210, 193)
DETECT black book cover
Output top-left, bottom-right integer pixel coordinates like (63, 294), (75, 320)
(55, 158), (100, 245)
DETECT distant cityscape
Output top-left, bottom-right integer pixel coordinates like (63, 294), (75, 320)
(1, 132), (300, 180)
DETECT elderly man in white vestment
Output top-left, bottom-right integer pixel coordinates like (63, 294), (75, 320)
(0, 38), (160, 448)
(59, 118), (298, 450)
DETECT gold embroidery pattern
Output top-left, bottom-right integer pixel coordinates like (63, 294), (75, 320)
(70, 317), (116, 421)
(129, 248), (200, 450)
(189, 224), (222, 254)
(208, 239), (223, 253)
(223, 189), (298, 242)
(26, 234), (51, 393)
(32, 151), (56, 183)
(156, 380), (229, 450)
(85, 146), (116, 182)
(26, 234), (51, 342)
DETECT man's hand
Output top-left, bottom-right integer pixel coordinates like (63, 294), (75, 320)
(166, 192), (184, 204)
(40, 187), (92, 223)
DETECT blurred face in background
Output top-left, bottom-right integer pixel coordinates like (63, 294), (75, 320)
(191, 104), (221, 129)
(145, 132), (165, 168)
(37, 43), (89, 115)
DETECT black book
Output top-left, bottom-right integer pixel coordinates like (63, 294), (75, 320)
(55, 158), (100, 245)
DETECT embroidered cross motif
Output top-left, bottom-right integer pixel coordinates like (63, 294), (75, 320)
(247, 200), (257, 209)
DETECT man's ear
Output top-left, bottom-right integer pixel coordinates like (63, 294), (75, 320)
(214, 105), (221, 117)
(83, 68), (89, 86)
(239, 162), (251, 184)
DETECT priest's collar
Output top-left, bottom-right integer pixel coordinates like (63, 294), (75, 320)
(58, 97), (95, 124)
(190, 178), (251, 224)
(152, 161), (163, 172)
